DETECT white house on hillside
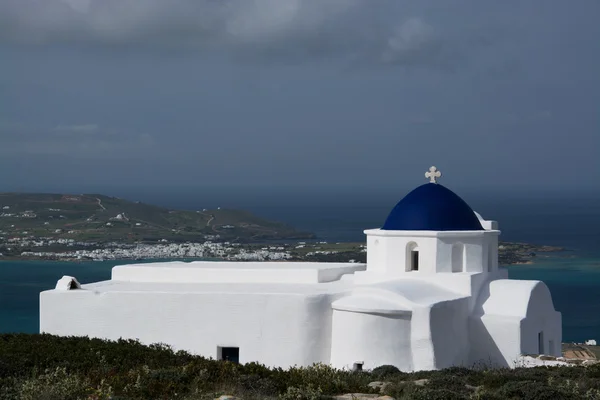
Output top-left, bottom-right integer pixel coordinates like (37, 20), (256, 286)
(40, 167), (562, 371)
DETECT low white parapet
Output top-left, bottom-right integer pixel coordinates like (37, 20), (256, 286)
(111, 261), (366, 284)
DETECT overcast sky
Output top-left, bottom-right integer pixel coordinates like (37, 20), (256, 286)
(1, 0), (599, 194)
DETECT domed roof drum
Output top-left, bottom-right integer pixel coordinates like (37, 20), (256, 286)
(382, 170), (484, 231)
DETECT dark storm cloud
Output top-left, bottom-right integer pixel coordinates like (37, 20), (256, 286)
(1, 1), (599, 192)
(0, 0), (460, 67)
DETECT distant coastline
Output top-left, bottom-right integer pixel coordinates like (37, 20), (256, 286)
(0, 240), (565, 265)
(0, 192), (571, 266)
(0, 192), (314, 253)
(498, 242), (566, 265)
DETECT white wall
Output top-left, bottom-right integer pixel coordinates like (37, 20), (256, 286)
(521, 317), (562, 357)
(112, 262), (365, 284)
(487, 234), (499, 271)
(469, 315), (521, 368)
(430, 298), (470, 369)
(519, 283), (562, 357)
(330, 309), (412, 371)
(474, 212), (498, 231)
(470, 279), (562, 367)
(40, 289), (336, 368)
(365, 231), (437, 275)
(435, 232), (498, 274)
(365, 229), (499, 277)
(409, 307), (436, 371)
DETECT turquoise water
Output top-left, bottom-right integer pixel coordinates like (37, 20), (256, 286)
(1, 256), (599, 342)
(0, 259), (199, 334)
(506, 254), (600, 342)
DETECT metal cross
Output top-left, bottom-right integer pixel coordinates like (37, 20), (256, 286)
(425, 166), (441, 183)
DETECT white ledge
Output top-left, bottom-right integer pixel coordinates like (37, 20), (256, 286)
(111, 261), (366, 284)
(363, 228), (500, 237)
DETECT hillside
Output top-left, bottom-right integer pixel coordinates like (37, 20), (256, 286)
(0, 334), (599, 400)
(0, 193), (314, 244)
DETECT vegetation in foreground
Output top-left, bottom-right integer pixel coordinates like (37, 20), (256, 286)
(1, 335), (600, 399)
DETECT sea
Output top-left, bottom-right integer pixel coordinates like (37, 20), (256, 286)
(1, 189), (599, 342)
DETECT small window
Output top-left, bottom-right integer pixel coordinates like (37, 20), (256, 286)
(353, 362), (363, 372)
(538, 332), (544, 354)
(406, 242), (419, 272)
(218, 347), (239, 363)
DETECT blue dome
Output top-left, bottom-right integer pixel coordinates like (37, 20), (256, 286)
(382, 183), (484, 231)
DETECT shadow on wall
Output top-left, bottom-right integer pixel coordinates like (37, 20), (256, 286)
(469, 317), (510, 368)
(468, 284), (510, 368)
(430, 298), (471, 369)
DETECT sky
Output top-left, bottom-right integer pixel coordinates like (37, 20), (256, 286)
(1, 0), (599, 195)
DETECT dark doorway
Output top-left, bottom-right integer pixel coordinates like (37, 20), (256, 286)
(411, 250), (419, 271)
(219, 347), (240, 363)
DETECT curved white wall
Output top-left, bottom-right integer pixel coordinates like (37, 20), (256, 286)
(330, 309), (412, 371)
(469, 279), (562, 367)
(520, 282), (562, 357)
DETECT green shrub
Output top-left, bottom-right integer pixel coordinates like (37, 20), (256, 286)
(1, 334), (600, 400)
(405, 387), (467, 400)
(497, 380), (577, 400)
(0, 333), (195, 378)
(382, 381), (421, 398)
(584, 363), (600, 378)
(479, 369), (512, 389)
(0, 377), (22, 400)
(426, 375), (472, 395)
(279, 385), (322, 400)
(241, 361), (273, 378)
(371, 364), (402, 380)
(278, 363), (371, 395)
(18, 367), (91, 400)
(237, 374), (279, 397)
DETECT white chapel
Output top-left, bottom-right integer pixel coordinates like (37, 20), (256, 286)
(40, 167), (562, 371)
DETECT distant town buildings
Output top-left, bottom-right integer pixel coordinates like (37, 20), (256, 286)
(1, 211), (37, 218)
(20, 241), (292, 261)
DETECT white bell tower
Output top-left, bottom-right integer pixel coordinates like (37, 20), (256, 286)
(358, 167), (500, 282)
